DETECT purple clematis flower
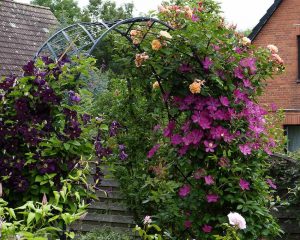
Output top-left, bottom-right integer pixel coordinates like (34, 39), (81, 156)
(204, 140), (217, 152)
(182, 129), (203, 146)
(266, 179), (277, 189)
(204, 175), (214, 185)
(239, 144), (252, 155)
(202, 224), (213, 233)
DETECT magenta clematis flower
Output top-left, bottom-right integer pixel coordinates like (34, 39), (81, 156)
(184, 220), (192, 228)
(240, 57), (257, 74)
(204, 140), (217, 152)
(178, 145), (189, 156)
(239, 179), (250, 190)
(202, 57), (213, 70)
(171, 134), (183, 145)
(199, 112), (212, 129)
(266, 179), (277, 189)
(219, 96), (230, 107)
(163, 120), (176, 137)
(202, 224), (213, 233)
(179, 184), (191, 198)
(147, 144), (160, 158)
(181, 120), (191, 133)
(234, 67), (244, 79)
(243, 79), (253, 88)
(204, 175), (214, 185)
(233, 89), (248, 102)
(182, 129), (203, 146)
(206, 194), (219, 203)
(239, 144), (252, 155)
(206, 98), (220, 112)
(210, 126), (229, 140)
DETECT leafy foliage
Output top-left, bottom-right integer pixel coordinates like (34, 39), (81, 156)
(92, 0), (285, 239)
(79, 228), (131, 240)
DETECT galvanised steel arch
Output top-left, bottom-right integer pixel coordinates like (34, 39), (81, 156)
(35, 17), (173, 60)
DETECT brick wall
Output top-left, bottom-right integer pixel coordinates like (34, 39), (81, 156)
(253, 0), (300, 125)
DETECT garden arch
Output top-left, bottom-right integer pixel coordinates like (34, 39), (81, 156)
(35, 17), (173, 60)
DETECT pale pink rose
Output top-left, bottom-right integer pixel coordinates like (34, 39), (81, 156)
(143, 215), (152, 225)
(272, 53), (284, 64)
(227, 212), (246, 229)
(267, 44), (278, 54)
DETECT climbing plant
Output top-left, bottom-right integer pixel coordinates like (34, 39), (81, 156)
(93, 0), (285, 239)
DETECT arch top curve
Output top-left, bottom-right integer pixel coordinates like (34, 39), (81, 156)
(34, 17), (173, 61)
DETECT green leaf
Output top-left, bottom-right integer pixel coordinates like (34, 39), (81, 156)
(27, 212), (36, 225)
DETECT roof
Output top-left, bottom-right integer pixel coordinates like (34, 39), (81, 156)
(0, 0), (58, 77)
(248, 0), (283, 40)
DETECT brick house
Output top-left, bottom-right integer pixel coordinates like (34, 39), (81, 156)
(249, 0), (300, 151)
(0, 0), (58, 77)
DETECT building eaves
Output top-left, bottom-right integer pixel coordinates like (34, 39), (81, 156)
(248, 0), (283, 40)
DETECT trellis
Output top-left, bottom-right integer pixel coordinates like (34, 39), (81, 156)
(35, 17), (172, 60)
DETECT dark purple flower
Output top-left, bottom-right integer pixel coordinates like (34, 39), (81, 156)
(119, 145), (128, 160)
(182, 129), (203, 146)
(147, 144), (160, 158)
(68, 90), (81, 103)
(109, 121), (121, 137)
(38, 159), (57, 174)
(22, 60), (35, 76)
(12, 176), (29, 193)
(0, 75), (17, 91)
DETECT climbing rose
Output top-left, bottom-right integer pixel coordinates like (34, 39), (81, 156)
(160, 30), (172, 39)
(241, 37), (251, 46)
(152, 81), (160, 89)
(227, 212), (246, 230)
(271, 53), (284, 64)
(151, 39), (162, 51)
(189, 79), (205, 94)
(135, 52), (149, 67)
(179, 184), (191, 198)
(143, 215), (152, 225)
(267, 44), (278, 54)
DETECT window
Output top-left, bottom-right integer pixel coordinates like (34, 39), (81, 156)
(285, 125), (300, 151)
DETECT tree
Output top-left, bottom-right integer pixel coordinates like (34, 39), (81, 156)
(81, 0), (133, 22)
(30, 0), (82, 24)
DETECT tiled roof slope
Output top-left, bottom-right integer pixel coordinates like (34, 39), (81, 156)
(248, 0), (282, 40)
(0, 0), (58, 77)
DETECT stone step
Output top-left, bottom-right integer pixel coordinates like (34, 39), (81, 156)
(88, 201), (128, 213)
(79, 212), (135, 225)
(95, 189), (123, 200)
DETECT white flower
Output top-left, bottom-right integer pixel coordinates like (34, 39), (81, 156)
(227, 212), (246, 230)
(241, 37), (251, 46)
(160, 30), (172, 39)
(143, 215), (152, 225)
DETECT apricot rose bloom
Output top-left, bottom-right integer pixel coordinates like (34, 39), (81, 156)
(152, 39), (162, 51)
(271, 53), (284, 64)
(189, 79), (205, 94)
(135, 52), (149, 67)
